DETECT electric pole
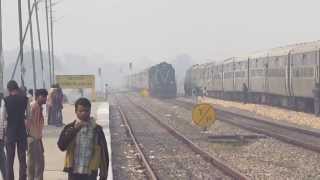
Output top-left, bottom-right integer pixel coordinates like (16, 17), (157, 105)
(50, 0), (55, 84)
(18, 0), (24, 86)
(10, 1), (38, 80)
(28, 0), (37, 92)
(45, 0), (52, 86)
(34, 0), (45, 88)
(0, 0), (4, 93)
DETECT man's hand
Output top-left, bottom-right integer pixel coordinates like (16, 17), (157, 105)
(74, 121), (86, 129)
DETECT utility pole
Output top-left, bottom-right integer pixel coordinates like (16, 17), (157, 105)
(50, 0), (55, 84)
(0, 0), (4, 93)
(45, 0), (52, 86)
(28, 0), (37, 93)
(18, 0), (24, 86)
(10, 2), (38, 80)
(34, 0), (45, 88)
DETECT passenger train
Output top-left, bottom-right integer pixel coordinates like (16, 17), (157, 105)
(184, 41), (320, 112)
(127, 62), (177, 98)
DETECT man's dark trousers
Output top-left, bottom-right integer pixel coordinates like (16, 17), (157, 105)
(6, 138), (27, 180)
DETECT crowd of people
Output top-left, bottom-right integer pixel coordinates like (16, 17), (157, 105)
(0, 80), (109, 180)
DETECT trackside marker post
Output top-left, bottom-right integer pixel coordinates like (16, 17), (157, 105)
(192, 103), (216, 131)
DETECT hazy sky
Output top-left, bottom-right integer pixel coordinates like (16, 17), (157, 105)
(3, 0), (320, 63)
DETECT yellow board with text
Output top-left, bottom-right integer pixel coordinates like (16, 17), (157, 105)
(56, 75), (96, 100)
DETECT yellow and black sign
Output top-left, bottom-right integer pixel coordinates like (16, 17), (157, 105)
(56, 75), (95, 89)
(140, 89), (149, 97)
(56, 75), (96, 100)
(192, 103), (216, 129)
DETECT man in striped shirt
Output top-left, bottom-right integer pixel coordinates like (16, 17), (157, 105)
(26, 89), (48, 180)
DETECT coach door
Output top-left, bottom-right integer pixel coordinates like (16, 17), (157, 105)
(287, 52), (293, 97)
(317, 49), (320, 85)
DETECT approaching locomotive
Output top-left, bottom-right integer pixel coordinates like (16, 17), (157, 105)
(127, 62), (177, 98)
(185, 41), (320, 113)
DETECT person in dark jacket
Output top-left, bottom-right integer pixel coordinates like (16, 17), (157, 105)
(57, 97), (109, 180)
(313, 83), (320, 116)
(3, 80), (29, 180)
(242, 83), (249, 104)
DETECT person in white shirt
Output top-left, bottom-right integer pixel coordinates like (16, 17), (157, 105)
(0, 92), (6, 180)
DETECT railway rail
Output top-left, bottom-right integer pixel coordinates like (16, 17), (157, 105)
(171, 99), (320, 153)
(115, 96), (158, 180)
(115, 94), (249, 180)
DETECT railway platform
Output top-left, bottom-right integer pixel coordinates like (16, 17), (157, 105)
(12, 102), (112, 180)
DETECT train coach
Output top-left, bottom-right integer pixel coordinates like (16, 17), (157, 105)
(184, 41), (320, 113)
(127, 62), (177, 98)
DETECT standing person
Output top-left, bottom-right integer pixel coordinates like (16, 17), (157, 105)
(3, 80), (29, 180)
(56, 85), (64, 126)
(242, 83), (248, 104)
(196, 87), (202, 103)
(26, 89), (48, 180)
(79, 88), (84, 97)
(28, 89), (33, 96)
(203, 87), (208, 97)
(201, 86), (208, 102)
(57, 98), (109, 180)
(312, 83), (320, 116)
(47, 87), (57, 125)
(0, 93), (6, 180)
(192, 88), (197, 104)
(104, 84), (108, 101)
(19, 86), (27, 97)
(28, 89), (34, 101)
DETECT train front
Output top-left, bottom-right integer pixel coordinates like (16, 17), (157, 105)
(149, 62), (177, 98)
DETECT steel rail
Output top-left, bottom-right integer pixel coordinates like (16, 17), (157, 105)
(177, 100), (320, 138)
(175, 99), (320, 153)
(115, 95), (158, 180)
(124, 95), (249, 180)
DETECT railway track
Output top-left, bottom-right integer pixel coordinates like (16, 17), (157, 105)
(115, 94), (249, 180)
(171, 99), (320, 153)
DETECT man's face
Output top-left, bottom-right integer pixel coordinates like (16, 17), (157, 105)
(75, 105), (91, 121)
(38, 95), (47, 105)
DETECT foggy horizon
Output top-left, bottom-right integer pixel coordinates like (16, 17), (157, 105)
(3, 0), (320, 65)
